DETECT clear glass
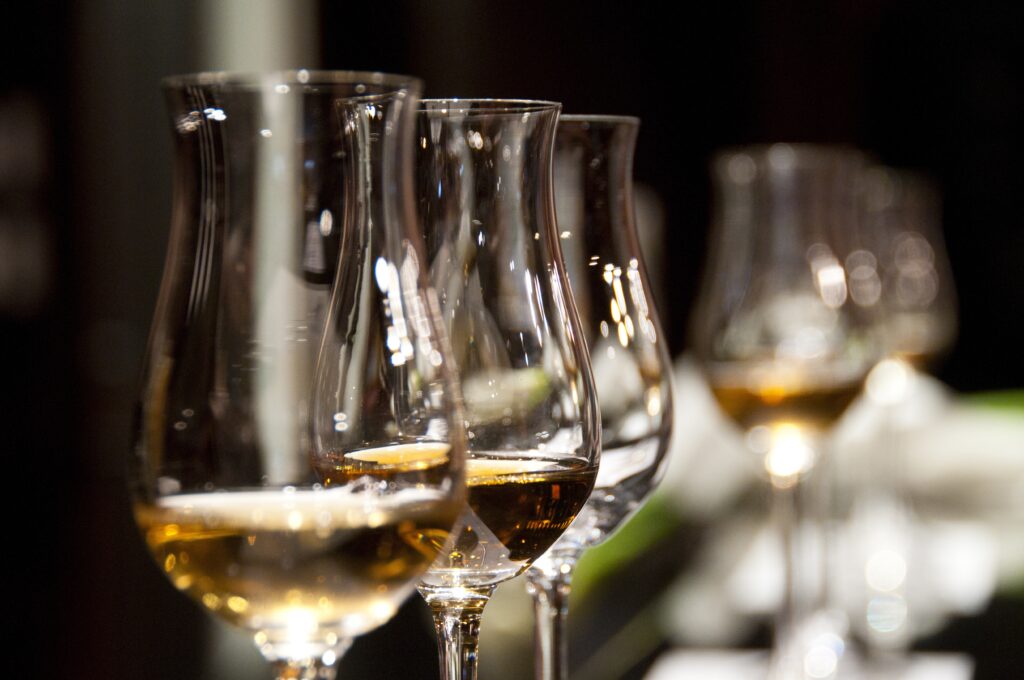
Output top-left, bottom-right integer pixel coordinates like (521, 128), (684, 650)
(859, 167), (957, 366)
(691, 144), (880, 679)
(840, 167), (958, 666)
(524, 115), (673, 680)
(131, 70), (465, 680)
(413, 100), (601, 680)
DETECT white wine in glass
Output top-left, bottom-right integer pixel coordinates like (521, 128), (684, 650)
(413, 99), (601, 680)
(692, 144), (880, 679)
(526, 115), (674, 680)
(136, 485), (459, 650)
(132, 71), (465, 680)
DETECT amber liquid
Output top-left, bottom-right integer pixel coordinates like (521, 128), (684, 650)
(317, 445), (596, 586)
(135, 487), (459, 640)
(710, 376), (862, 432)
(314, 441), (454, 488)
(423, 455), (596, 587)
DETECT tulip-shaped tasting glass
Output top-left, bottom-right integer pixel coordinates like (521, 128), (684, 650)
(691, 144), (880, 679)
(525, 115), (674, 680)
(838, 167), (958, 662)
(132, 71), (465, 680)
(414, 100), (601, 680)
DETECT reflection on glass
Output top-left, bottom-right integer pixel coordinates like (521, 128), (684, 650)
(692, 144), (879, 679)
(525, 115), (673, 680)
(413, 100), (601, 680)
(132, 71), (465, 680)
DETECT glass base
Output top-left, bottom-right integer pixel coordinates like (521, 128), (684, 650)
(256, 630), (351, 680)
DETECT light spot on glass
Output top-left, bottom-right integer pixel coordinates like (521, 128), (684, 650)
(284, 608), (317, 639)
(865, 549), (907, 592)
(815, 263), (848, 308)
(768, 143), (796, 171)
(319, 209), (333, 236)
(227, 596), (249, 613)
(867, 594), (908, 633)
(727, 153), (757, 183)
(765, 423), (815, 486)
(866, 358), (911, 405)
(803, 637), (840, 678)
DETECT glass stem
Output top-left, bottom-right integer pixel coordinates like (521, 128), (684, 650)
(268, 659), (335, 680)
(525, 554), (577, 680)
(770, 465), (826, 679)
(423, 586), (494, 680)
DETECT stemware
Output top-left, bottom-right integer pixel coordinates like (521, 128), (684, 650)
(414, 99), (601, 680)
(524, 115), (674, 680)
(691, 144), (879, 679)
(131, 71), (465, 680)
(839, 167), (957, 659)
(860, 167), (957, 368)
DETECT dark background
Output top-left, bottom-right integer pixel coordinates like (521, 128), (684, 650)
(4, 1), (1021, 678)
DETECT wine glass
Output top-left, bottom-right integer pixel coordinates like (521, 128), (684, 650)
(838, 166), (958, 662)
(524, 115), (674, 680)
(131, 71), (465, 680)
(860, 167), (957, 368)
(691, 144), (879, 679)
(413, 99), (601, 680)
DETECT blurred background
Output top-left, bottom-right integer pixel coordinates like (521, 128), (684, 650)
(5, 1), (1021, 678)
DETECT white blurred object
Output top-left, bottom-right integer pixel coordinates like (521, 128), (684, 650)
(645, 650), (972, 680)
(660, 356), (1024, 648)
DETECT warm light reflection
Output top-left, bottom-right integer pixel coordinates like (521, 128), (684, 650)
(600, 261), (642, 350)
(764, 423), (815, 486)
(318, 209), (333, 237)
(645, 386), (662, 418)
(865, 358), (911, 405)
(284, 607), (318, 641)
(807, 243), (848, 308)
(227, 596), (250, 613)
(372, 256), (419, 367)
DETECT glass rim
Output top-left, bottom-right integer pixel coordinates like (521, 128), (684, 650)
(419, 98), (561, 115)
(161, 69), (423, 92)
(559, 114), (640, 126)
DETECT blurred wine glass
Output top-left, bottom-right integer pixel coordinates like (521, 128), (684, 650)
(691, 144), (880, 679)
(525, 115), (673, 680)
(413, 100), (601, 680)
(860, 167), (957, 368)
(133, 71), (465, 680)
(837, 167), (958, 665)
